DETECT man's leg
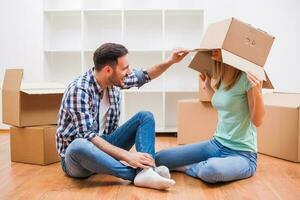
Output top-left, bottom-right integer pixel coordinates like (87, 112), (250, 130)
(63, 138), (136, 181)
(103, 111), (175, 190)
(103, 111), (155, 158)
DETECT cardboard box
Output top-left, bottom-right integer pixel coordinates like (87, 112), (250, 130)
(10, 126), (60, 165)
(188, 17), (275, 89)
(2, 69), (65, 127)
(177, 99), (217, 144)
(257, 93), (300, 162)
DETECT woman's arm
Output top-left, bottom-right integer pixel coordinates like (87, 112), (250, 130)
(246, 72), (265, 127)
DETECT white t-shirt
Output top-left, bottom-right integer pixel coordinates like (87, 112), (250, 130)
(99, 88), (110, 134)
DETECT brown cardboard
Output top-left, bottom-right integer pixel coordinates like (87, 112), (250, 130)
(10, 126), (60, 165)
(2, 69), (65, 127)
(188, 17), (275, 89)
(257, 93), (300, 162)
(177, 99), (217, 144)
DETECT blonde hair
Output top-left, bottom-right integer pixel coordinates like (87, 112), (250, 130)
(212, 61), (242, 90)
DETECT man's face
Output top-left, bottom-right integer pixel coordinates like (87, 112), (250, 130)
(108, 55), (130, 87)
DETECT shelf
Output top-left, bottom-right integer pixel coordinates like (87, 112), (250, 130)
(128, 51), (163, 91)
(82, 0), (123, 10)
(44, 52), (82, 84)
(44, 0), (81, 11)
(83, 10), (122, 50)
(123, 91), (164, 129)
(124, 10), (163, 50)
(44, 11), (81, 51)
(165, 91), (198, 128)
(164, 10), (204, 50)
(164, 51), (198, 91)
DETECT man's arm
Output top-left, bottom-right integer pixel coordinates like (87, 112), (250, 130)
(91, 136), (154, 169)
(147, 49), (189, 80)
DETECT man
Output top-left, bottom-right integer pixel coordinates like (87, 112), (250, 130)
(56, 43), (188, 190)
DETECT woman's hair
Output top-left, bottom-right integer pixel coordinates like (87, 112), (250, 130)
(211, 60), (242, 90)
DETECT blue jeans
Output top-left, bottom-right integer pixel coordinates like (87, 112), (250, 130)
(156, 138), (257, 183)
(61, 111), (155, 181)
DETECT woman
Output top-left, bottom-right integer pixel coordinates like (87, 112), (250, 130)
(156, 49), (265, 183)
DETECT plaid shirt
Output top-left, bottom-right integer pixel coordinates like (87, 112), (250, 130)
(56, 68), (151, 158)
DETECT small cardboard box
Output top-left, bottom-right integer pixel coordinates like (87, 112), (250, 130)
(177, 99), (217, 144)
(188, 17), (275, 94)
(10, 126), (60, 165)
(2, 69), (65, 127)
(257, 93), (300, 162)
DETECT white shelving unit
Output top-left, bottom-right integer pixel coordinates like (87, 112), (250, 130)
(43, 0), (205, 132)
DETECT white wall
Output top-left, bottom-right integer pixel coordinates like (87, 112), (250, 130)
(0, 0), (299, 128)
(0, 0), (44, 128)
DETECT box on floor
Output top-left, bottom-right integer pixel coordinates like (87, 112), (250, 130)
(258, 92), (300, 162)
(2, 69), (65, 127)
(177, 99), (218, 144)
(10, 125), (60, 165)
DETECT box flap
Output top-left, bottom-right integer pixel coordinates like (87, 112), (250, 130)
(188, 49), (273, 89)
(221, 49), (266, 81)
(2, 69), (23, 126)
(263, 93), (300, 108)
(20, 82), (65, 94)
(188, 50), (214, 77)
(2, 69), (23, 92)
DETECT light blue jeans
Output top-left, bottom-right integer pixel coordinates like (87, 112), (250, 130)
(156, 138), (257, 183)
(61, 111), (155, 181)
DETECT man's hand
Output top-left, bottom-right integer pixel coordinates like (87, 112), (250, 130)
(169, 49), (189, 64)
(124, 152), (155, 169)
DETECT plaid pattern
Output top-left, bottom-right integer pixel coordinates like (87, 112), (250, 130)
(56, 68), (151, 157)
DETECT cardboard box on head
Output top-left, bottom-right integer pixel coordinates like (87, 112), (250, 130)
(188, 17), (275, 91)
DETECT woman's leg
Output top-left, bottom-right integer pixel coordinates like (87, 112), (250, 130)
(186, 154), (257, 183)
(155, 139), (220, 170)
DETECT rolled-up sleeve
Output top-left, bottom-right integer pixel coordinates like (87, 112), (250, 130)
(122, 69), (151, 89)
(65, 87), (97, 141)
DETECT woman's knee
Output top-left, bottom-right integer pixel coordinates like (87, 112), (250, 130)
(197, 162), (224, 183)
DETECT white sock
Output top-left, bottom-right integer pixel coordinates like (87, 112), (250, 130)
(155, 166), (171, 179)
(134, 168), (175, 190)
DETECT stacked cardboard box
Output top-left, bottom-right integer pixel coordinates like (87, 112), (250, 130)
(178, 17), (275, 145)
(2, 69), (64, 165)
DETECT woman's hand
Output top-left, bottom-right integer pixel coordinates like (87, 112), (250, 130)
(199, 72), (211, 90)
(246, 72), (263, 92)
(199, 72), (215, 100)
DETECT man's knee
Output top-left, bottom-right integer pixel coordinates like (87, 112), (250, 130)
(137, 111), (154, 122)
(66, 138), (91, 158)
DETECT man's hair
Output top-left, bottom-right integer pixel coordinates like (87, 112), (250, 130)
(93, 43), (128, 71)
